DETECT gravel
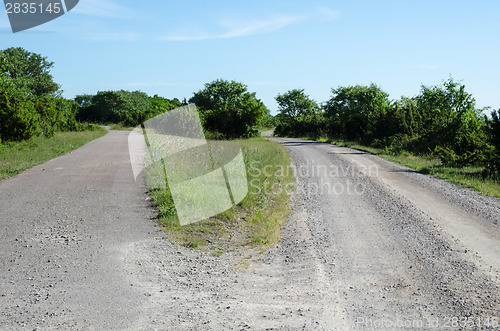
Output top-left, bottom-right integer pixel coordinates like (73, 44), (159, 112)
(1, 133), (499, 330)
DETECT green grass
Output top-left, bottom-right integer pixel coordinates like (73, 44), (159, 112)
(0, 129), (107, 181)
(308, 136), (500, 198)
(146, 137), (294, 254)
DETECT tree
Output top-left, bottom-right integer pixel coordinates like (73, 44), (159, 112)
(76, 90), (151, 125)
(0, 47), (59, 96)
(275, 89), (319, 122)
(189, 79), (268, 138)
(416, 78), (487, 165)
(0, 75), (39, 141)
(76, 91), (182, 126)
(324, 84), (390, 141)
(484, 109), (500, 172)
(274, 89), (323, 137)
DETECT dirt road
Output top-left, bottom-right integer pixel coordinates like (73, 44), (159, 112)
(1, 133), (499, 330)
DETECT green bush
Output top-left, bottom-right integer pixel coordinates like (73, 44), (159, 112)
(76, 91), (181, 127)
(274, 89), (323, 138)
(1, 48), (92, 142)
(0, 77), (39, 142)
(189, 79), (268, 139)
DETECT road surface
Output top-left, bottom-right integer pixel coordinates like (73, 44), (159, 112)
(0, 133), (499, 330)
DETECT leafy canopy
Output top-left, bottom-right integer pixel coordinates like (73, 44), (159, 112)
(189, 79), (268, 138)
(275, 89), (320, 122)
(0, 47), (59, 96)
(324, 84), (390, 140)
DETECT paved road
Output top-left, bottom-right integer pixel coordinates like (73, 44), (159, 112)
(0, 131), (158, 330)
(1, 133), (499, 330)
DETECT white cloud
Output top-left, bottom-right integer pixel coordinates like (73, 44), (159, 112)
(318, 7), (341, 20)
(161, 15), (304, 41)
(72, 0), (134, 18)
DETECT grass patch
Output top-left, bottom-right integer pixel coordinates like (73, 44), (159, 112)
(0, 129), (107, 181)
(307, 136), (500, 198)
(146, 137), (294, 254)
(109, 123), (136, 131)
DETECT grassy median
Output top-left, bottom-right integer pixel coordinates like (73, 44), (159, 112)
(0, 130), (107, 181)
(146, 137), (294, 254)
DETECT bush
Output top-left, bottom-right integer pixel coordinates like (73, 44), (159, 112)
(189, 79), (268, 139)
(1, 48), (91, 142)
(76, 91), (180, 127)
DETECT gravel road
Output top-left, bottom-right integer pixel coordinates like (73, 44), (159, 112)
(1, 133), (499, 330)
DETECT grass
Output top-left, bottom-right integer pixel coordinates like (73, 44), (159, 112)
(146, 137), (294, 255)
(108, 123), (136, 131)
(305, 136), (500, 198)
(0, 129), (107, 181)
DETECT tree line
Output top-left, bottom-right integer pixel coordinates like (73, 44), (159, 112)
(1, 48), (269, 143)
(274, 79), (500, 171)
(2, 48), (499, 172)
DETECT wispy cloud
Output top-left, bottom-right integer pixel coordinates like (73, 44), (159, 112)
(318, 7), (341, 20)
(72, 0), (134, 18)
(161, 15), (304, 41)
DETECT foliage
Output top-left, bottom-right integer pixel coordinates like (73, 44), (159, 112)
(415, 78), (486, 153)
(76, 91), (181, 127)
(0, 76), (39, 141)
(0, 48), (91, 142)
(274, 89), (323, 137)
(259, 112), (277, 129)
(486, 109), (500, 172)
(0, 47), (59, 96)
(274, 78), (492, 168)
(189, 79), (268, 139)
(324, 84), (390, 141)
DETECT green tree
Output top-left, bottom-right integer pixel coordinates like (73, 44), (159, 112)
(0, 75), (39, 142)
(274, 89), (322, 137)
(76, 90), (152, 125)
(0, 47), (59, 96)
(484, 109), (500, 172)
(275, 89), (320, 123)
(189, 79), (268, 138)
(324, 84), (390, 141)
(416, 78), (487, 165)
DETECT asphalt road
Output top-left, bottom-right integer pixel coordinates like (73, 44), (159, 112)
(0, 132), (499, 330)
(0, 131), (158, 329)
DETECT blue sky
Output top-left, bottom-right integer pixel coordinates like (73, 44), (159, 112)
(1, 0), (499, 114)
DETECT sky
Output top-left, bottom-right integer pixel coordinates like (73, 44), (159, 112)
(1, 0), (499, 114)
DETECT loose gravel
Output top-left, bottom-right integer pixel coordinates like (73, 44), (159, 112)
(1, 133), (499, 330)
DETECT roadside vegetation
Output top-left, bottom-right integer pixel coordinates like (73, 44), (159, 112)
(0, 47), (105, 180)
(309, 137), (500, 198)
(4, 46), (498, 253)
(143, 80), (291, 253)
(70, 75), (292, 253)
(147, 137), (294, 254)
(273, 77), (500, 198)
